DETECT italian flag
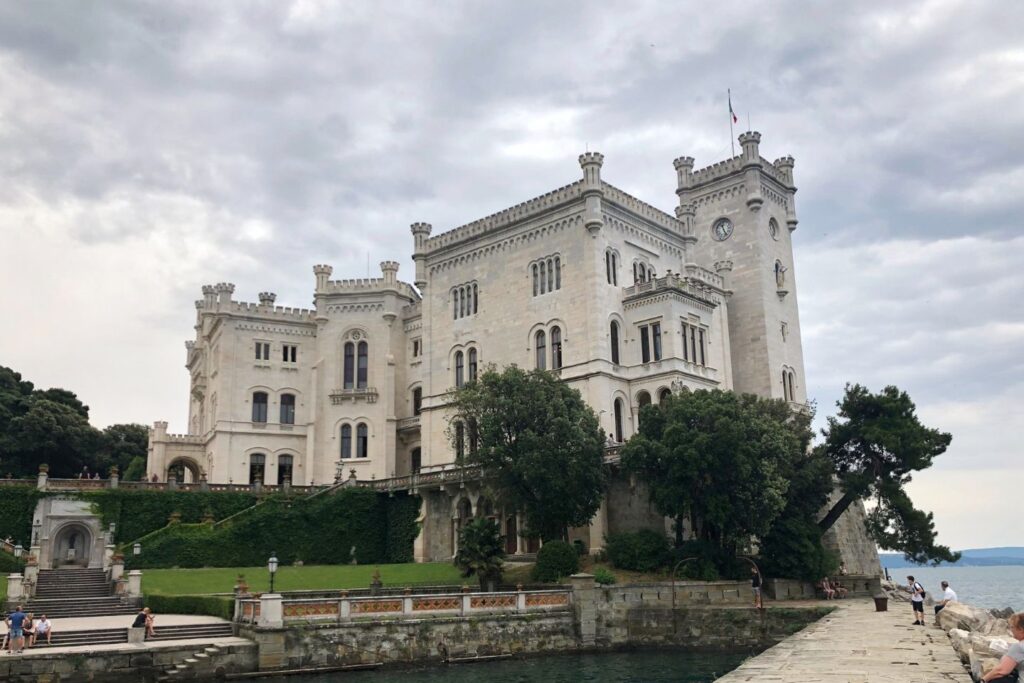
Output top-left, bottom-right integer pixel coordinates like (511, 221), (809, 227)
(729, 90), (738, 124)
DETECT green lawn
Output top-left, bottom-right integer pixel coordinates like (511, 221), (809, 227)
(141, 563), (464, 596)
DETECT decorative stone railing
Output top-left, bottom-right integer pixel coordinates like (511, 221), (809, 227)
(329, 387), (379, 405)
(236, 587), (572, 626)
(396, 416), (421, 431)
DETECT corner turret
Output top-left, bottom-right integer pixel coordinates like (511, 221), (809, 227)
(774, 156), (798, 231)
(201, 285), (216, 309)
(313, 264), (333, 292)
(673, 201), (698, 265)
(214, 282), (235, 305)
(410, 222), (432, 290)
(738, 131), (764, 212)
(673, 156), (695, 196)
(380, 261), (399, 287)
(258, 292), (277, 306)
(578, 152), (605, 236)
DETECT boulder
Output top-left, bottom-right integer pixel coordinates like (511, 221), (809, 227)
(937, 602), (997, 632)
(968, 633), (1014, 660)
(969, 648), (1005, 682)
(979, 617), (1013, 638)
(991, 607), (1015, 619)
(947, 628), (971, 663)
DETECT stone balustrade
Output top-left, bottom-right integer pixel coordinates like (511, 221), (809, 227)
(237, 587), (572, 627)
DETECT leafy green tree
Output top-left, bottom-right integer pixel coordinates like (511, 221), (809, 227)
(123, 456), (148, 482)
(453, 518), (505, 590)
(817, 384), (959, 565)
(97, 423), (150, 475)
(447, 366), (606, 542)
(621, 390), (804, 564)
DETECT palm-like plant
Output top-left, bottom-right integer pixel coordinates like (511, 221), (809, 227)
(454, 518), (505, 590)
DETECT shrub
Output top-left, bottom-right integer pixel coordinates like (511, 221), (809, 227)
(593, 567), (616, 585)
(605, 530), (670, 572)
(454, 518), (505, 590)
(532, 540), (579, 582)
(0, 551), (25, 574)
(144, 595), (233, 620)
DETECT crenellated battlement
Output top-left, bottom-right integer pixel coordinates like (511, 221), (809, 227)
(690, 155), (745, 185)
(600, 182), (680, 233)
(424, 181), (584, 253)
(228, 301), (316, 320)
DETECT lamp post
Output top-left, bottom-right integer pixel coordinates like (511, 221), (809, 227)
(133, 543), (141, 557)
(268, 552), (279, 593)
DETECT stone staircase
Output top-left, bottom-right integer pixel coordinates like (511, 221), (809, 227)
(161, 643), (230, 681)
(26, 568), (138, 618)
(28, 623), (234, 649)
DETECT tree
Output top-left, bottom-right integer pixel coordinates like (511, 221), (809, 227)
(97, 423), (150, 475)
(817, 384), (959, 565)
(447, 366), (606, 541)
(621, 390), (805, 564)
(453, 518), (505, 590)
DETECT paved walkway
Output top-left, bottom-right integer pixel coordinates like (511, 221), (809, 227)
(718, 599), (970, 682)
(0, 613), (225, 634)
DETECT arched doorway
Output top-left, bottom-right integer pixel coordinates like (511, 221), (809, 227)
(167, 458), (201, 484)
(51, 523), (93, 568)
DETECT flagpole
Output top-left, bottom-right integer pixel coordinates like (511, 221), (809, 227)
(728, 89), (735, 157)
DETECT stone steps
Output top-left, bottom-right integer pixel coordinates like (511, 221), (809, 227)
(22, 623), (234, 649)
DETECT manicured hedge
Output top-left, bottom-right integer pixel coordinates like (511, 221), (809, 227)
(0, 551), (25, 573)
(82, 489), (259, 543)
(532, 540), (579, 582)
(145, 594), (233, 620)
(127, 488), (421, 569)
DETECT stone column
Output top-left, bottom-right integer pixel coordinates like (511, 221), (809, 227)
(104, 544), (115, 570)
(570, 573), (598, 648)
(36, 465), (48, 491)
(587, 497), (608, 555)
(6, 574), (24, 601)
(258, 593), (284, 629)
(111, 556), (125, 582)
(126, 570), (143, 598)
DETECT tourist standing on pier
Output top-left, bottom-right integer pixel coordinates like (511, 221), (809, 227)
(979, 612), (1024, 682)
(907, 576), (926, 625)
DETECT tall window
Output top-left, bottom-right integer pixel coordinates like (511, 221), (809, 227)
(472, 284), (478, 314)
(652, 323), (662, 361)
(539, 261), (547, 294)
(640, 325), (651, 363)
(411, 448), (421, 473)
(343, 342), (355, 389)
(610, 321), (620, 365)
(455, 351), (465, 388)
(356, 423), (368, 458)
(535, 330), (546, 370)
(455, 421), (465, 459)
(698, 329), (706, 365)
(682, 322), (706, 366)
(255, 342), (270, 361)
(252, 392), (268, 423)
(412, 339), (421, 358)
(554, 257), (561, 290)
(280, 393), (295, 425)
(277, 455), (293, 487)
(613, 399), (624, 443)
(282, 344), (297, 363)
(468, 348), (478, 382)
(412, 387), (423, 416)
(533, 257), (562, 296)
(249, 453), (265, 485)
(551, 327), (562, 370)
(357, 341), (368, 388)
(532, 264), (539, 296)
(341, 424), (352, 459)
(453, 284), (479, 319)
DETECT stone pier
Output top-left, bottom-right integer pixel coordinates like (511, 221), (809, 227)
(717, 599), (970, 682)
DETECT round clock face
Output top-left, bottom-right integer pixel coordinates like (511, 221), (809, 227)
(769, 217), (779, 240)
(712, 218), (733, 241)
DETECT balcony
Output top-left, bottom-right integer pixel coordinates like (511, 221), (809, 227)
(397, 416), (421, 433)
(329, 387), (379, 405)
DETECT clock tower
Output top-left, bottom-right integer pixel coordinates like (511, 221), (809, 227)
(675, 131), (806, 404)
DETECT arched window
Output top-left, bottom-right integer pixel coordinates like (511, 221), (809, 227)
(610, 321), (620, 365)
(411, 448), (421, 473)
(455, 421), (465, 459)
(252, 392), (268, 423)
(277, 455), (293, 487)
(459, 287), (466, 318)
(606, 251), (612, 284)
(611, 253), (617, 285)
(453, 289), (459, 319)
(532, 264), (539, 296)
(637, 391), (651, 409)
(535, 330), (547, 370)
(468, 348), (478, 382)
(547, 258), (555, 292)
(539, 261), (547, 294)
(613, 399), (624, 443)
(472, 284), (478, 314)
(412, 387), (423, 415)
(356, 423), (368, 458)
(658, 388), (671, 403)
(279, 393), (295, 425)
(455, 351), (465, 388)
(554, 257), (561, 290)
(551, 326), (562, 370)
(343, 343), (355, 389)
(340, 424), (352, 459)
(249, 453), (265, 484)
(357, 341), (368, 388)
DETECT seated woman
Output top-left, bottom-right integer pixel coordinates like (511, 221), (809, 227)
(21, 614), (34, 648)
(831, 580), (848, 599)
(819, 577), (835, 600)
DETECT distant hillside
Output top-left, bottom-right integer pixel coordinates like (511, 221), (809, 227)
(880, 547), (1024, 568)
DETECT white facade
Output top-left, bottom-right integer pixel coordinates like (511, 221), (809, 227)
(148, 131), (807, 491)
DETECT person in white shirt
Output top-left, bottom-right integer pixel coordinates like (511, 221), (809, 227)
(934, 580), (958, 618)
(34, 615), (52, 646)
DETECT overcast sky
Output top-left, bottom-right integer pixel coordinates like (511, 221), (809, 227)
(1, 1), (1021, 550)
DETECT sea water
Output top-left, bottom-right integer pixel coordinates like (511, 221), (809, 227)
(886, 565), (1024, 610)
(265, 651), (749, 683)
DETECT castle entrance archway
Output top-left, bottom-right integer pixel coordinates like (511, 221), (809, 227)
(51, 523), (93, 568)
(167, 457), (201, 484)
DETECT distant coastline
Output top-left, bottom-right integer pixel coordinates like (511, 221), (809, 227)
(880, 546), (1024, 568)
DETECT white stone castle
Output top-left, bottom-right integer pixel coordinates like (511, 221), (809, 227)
(148, 132), (880, 568)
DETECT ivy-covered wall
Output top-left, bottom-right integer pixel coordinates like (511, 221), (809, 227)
(0, 486), (46, 546)
(126, 488), (421, 568)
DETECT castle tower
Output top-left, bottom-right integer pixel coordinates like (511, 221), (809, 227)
(678, 132), (806, 403)
(410, 223), (432, 290)
(578, 152), (605, 235)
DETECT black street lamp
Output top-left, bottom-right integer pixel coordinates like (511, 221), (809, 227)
(268, 552), (279, 593)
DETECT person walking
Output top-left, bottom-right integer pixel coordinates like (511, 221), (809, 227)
(980, 612), (1024, 682)
(907, 575), (926, 625)
(750, 566), (763, 609)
